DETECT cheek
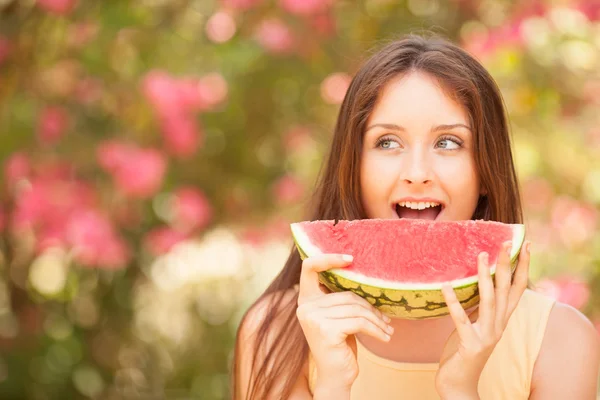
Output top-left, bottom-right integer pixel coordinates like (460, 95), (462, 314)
(360, 155), (392, 202)
(436, 157), (479, 194)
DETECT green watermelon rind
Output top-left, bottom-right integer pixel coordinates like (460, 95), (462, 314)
(290, 221), (526, 320)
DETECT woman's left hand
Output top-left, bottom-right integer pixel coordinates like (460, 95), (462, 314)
(435, 240), (531, 399)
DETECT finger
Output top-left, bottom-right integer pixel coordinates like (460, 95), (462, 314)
(315, 291), (391, 323)
(494, 241), (512, 327)
(335, 316), (392, 343)
(477, 252), (495, 337)
(506, 241), (530, 315)
(318, 304), (393, 336)
(298, 254), (353, 303)
(442, 283), (477, 342)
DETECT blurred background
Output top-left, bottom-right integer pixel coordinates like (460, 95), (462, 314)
(0, 0), (599, 398)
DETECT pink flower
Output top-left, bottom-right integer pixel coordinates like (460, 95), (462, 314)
(279, 0), (333, 15)
(551, 196), (598, 248)
(112, 149), (167, 199)
(206, 11), (237, 43)
(161, 115), (201, 159)
(37, 160), (75, 181)
(65, 210), (129, 269)
(11, 175), (96, 238)
(144, 72), (227, 115)
(142, 71), (222, 156)
(171, 187), (212, 232)
(254, 19), (295, 54)
(578, 1), (600, 21)
(4, 160), (129, 269)
(37, 222), (70, 251)
(320, 72), (351, 104)
(272, 175), (304, 204)
(142, 71), (183, 117)
(144, 227), (189, 256)
(175, 78), (206, 113)
(4, 152), (30, 190)
(97, 237), (130, 269)
(97, 141), (134, 172)
(462, 21), (524, 59)
(37, 106), (69, 145)
(97, 142), (167, 199)
(37, 0), (77, 15)
(535, 277), (591, 310)
(307, 12), (336, 37)
(12, 182), (49, 231)
(0, 36), (12, 65)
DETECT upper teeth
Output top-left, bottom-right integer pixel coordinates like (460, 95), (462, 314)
(398, 201), (440, 210)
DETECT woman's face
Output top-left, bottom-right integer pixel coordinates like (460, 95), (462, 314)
(360, 72), (483, 221)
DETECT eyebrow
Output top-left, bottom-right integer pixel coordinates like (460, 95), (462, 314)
(365, 123), (472, 132)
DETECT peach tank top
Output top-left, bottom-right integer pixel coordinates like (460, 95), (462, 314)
(307, 289), (555, 399)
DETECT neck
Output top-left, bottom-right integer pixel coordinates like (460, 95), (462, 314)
(357, 305), (477, 363)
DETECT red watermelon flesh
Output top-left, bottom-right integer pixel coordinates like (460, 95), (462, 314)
(292, 219), (520, 283)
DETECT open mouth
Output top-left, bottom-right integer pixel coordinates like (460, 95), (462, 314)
(394, 201), (443, 220)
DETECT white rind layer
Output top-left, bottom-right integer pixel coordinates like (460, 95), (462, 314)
(291, 222), (526, 291)
(290, 223), (324, 256)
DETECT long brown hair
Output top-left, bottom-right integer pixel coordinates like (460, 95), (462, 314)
(232, 33), (523, 400)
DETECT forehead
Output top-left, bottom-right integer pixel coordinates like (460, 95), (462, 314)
(368, 71), (469, 126)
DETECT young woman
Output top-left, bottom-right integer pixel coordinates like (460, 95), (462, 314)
(232, 35), (600, 399)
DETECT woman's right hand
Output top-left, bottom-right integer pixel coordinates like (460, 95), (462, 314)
(296, 254), (395, 395)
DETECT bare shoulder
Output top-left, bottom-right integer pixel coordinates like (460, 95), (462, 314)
(235, 286), (311, 400)
(530, 301), (600, 399)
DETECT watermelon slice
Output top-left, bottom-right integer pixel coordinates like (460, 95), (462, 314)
(290, 219), (525, 320)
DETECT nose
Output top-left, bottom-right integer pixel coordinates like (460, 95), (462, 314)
(401, 151), (432, 185)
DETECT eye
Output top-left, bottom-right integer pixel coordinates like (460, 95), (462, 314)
(436, 135), (463, 150)
(375, 136), (400, 150)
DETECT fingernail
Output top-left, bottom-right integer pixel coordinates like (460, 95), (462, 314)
(482, 252), (489, 264)
(386, 325), (394, 334)
(384, 334), (391, 341)
(342, 254), (353, 262)
(526, 242), (531, 253)
(383, 314), (391, 323)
